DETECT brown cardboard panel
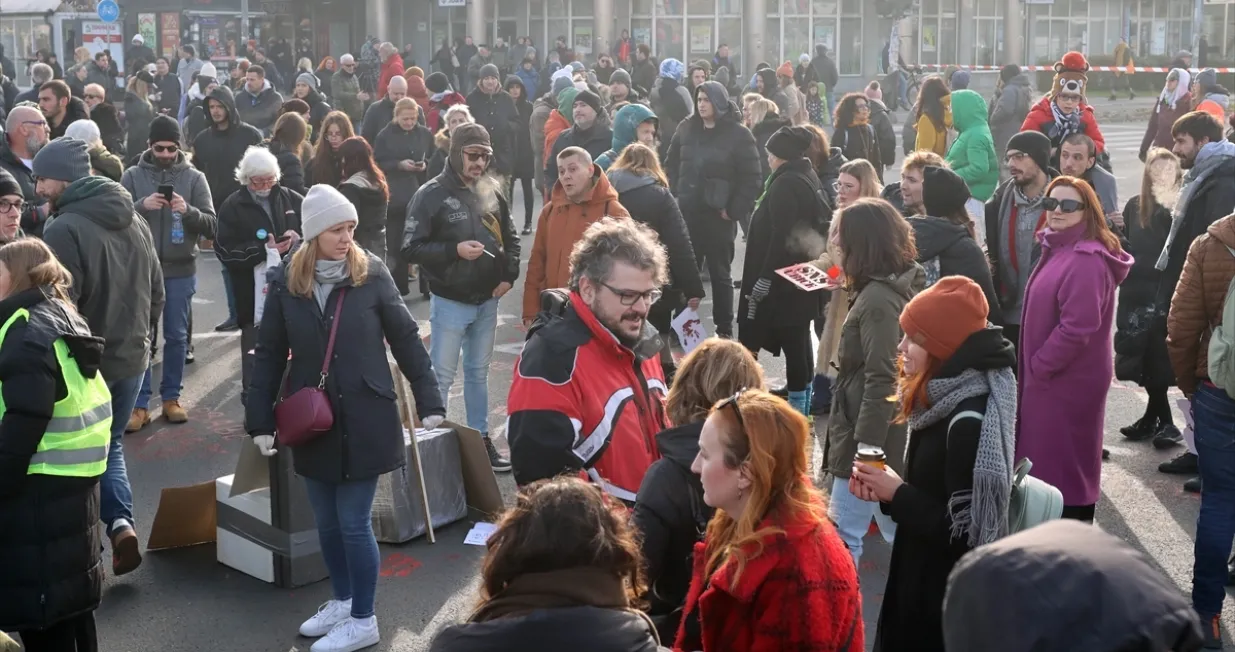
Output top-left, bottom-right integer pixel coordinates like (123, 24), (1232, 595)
(229, 438), (272, 497)
(444, 420), (506, 517)
(147, 481), (217, 550)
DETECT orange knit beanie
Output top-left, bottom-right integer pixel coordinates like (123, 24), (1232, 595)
(899, 276), (989, 361)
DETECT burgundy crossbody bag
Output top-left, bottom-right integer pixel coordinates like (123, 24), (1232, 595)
(275, 289), (346, 446)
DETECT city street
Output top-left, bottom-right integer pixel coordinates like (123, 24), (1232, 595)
(89, 107), (1223, 652)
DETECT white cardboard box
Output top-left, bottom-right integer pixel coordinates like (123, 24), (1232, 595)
(215, 474), (276, 583)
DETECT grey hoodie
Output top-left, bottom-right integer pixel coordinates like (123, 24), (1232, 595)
(43, 176), (164, 381)
(122, 149), (217, 278)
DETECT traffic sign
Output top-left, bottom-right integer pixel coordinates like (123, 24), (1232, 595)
(97, 0), (120, 23)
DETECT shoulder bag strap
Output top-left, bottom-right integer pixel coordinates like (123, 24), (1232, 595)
(840, 612), (859, 651)
(317, 288), (347, 389)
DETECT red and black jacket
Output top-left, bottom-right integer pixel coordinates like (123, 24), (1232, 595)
(506, 292), (667, 502)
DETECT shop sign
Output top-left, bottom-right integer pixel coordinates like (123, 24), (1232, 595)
(160, 13), (181, 58)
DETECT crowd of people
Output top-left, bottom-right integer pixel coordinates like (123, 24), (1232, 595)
(0, 29), (1234, 652)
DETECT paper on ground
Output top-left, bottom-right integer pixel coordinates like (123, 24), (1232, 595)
(671, 307), (709, 355)
(463, 521), (498, 546)
(1178, 398), (1196, 454)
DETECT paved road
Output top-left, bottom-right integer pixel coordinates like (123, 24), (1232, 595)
(81, 115), (1227, 652)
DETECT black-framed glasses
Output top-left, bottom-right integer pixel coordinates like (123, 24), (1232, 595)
(22, 120), (48, 129)
(716, 388), (749, 432)
(152, 144), (179, 153)
(463, 150), (492, 163)
(1042, 197), (1086, 213)
(599, 281), (662, 306)
(0, 199), (25, 213)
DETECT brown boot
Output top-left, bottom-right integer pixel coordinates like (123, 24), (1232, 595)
(125, 408), (150, 433)
(162, 399), (188, 423)
(110, 526), (143, 576)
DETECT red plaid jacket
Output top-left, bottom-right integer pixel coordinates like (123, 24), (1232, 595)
(674, 505), (863, 652)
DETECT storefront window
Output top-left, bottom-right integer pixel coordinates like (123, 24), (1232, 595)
(1, 16), (52, 87)
(765, 0), (857, 74)
(658, 18), (684, 60)
(839, 17), (861, 75)
(628, 0), (741, 68)
(1202, 4), (1231, 59)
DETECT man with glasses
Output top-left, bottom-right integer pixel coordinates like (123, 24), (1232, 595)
(38, 80), (88, 140)
(82, 84), (108, 112)
(331, 53), (369, 124)
(404, 123), (520, 472)
(506, 217), (669, 503)
(0, 169), (25, 243)
(121, 115), (216, 432)
(0, 106), (50, 237)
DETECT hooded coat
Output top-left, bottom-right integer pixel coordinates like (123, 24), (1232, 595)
(756, 68), (791, 117)
(406, 75), (432, 116)
(649, 76), (694, 153)
(42, 176), (164, 382)
(88, 145), (124, 183)
(1167, 215), (1235, 397)
(811, 46), (840, 89)
(1140, 76), (1193, 160)
(530, 92), (560, 193)
(121, 149), (218, 279)
(606, 168), (705, 303)
(596, 103), (657, 171)
(191, 86), (264, 213)
(751, 113), (791, 180)
(944, 90), (999, 201)
(466, 86), (521, 177)
(301, 87), (332, 143)
(123, 92), (155, 162)
(235, 78), (284, 135)
(515, 63), (541, 97)
(544, 107), (613, 191)
(909, 216), (1003, 325)
(1017, 223), (1132, 506)
(987, 72), (1032, 156)
(0, 290), (108, 633)
(914, 94), (953, 157)
(944, 520), (1204, 652)
(89, 101), (126, 159)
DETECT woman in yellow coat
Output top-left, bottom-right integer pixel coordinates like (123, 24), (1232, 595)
(913, 77), (952, 156)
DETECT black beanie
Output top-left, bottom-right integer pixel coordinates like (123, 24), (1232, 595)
(1006, 130), (1053, 176)
(426, 71), (451, 94)
(921, 166), (972, 217)
(573, 89), (602, 115)
(0, 169), (21, 199)
(148, 114), (182, 145)
(766, 125), (814, 160)
(1000, 64), (1021, 83)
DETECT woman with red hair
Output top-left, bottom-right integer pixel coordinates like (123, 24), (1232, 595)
(851, 275), (1017, 651)
(677, 390), (863, 652)
(1016, 177), (1131, 523)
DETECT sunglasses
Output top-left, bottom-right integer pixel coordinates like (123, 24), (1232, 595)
(85, 94), (104, 100)
(1042, 197), (1086, 213)
(463, 150), (492, 163)
(153, 144), (179, 153)
(716, 388), (750, 432)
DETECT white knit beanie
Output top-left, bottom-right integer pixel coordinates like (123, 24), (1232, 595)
(301, 184), (358, 242)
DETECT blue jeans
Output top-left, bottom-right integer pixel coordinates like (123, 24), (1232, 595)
(102, 373), (144, 535)
(1192, 383), (1235, 618)
(138, 275), (196, 407)
(221, 266), (237, 321)
(896, 70), (910, 109)
(830, 476), (897, 568)
(429, 295), (498, 435)
(303, 476), (381, 619)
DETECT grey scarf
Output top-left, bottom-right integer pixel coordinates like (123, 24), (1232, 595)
(312, 258), (349, 312)
(1156, 140), (1235, 270)
(907, 366), (1017, 547)
(1048, 101), (1081, 143)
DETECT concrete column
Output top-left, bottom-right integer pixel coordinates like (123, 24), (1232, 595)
(744, 0), (765, 72)
(468, 0), (487, 45)
(595, 0), (614, 62)
(1004, 0), (1022, 65)
(366, 0), (390, 42)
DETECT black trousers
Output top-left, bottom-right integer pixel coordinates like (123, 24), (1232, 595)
(507, 175), (536, 227)
(1003, 323), (1021, 377)
(385, 204), (410, 295)
(1144, 384), (1175, 426)
(20, 612), (97, 652)
(686, 212), (736, 335)
(747, 322), (813, 392)
(1061, 504), (1096, 524)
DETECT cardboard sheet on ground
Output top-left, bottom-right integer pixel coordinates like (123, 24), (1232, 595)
(147, 481), (217, 550)
(671, 307), (708, 355)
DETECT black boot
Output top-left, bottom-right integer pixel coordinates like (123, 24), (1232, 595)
(1152, 423), (1183, 450)
(1160, 451), (1198, 475)
(1120, 416), (1158, 441)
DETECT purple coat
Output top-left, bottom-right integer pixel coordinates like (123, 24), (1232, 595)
(1016, 222), (1132, 506)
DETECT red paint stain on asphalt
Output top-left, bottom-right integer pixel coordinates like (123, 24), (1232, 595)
(380, 553), (423, 578)
(127, 410), (248, 462)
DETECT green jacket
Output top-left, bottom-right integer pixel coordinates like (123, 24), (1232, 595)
(331, 69), (365, 123)
(596, 103), (656, 171)
(824, 264), (924, 479)
(944, 90), (999, 202)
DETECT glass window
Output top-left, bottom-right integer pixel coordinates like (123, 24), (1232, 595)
(633, 0), (653, 15)
(689, 0), (714, 15)
(841, 0), (860, 13)
(657, 18), (684, 59)
(976, 0), (999, 16)
(572, 0), (592, 16)
(785, 16), (810, 63)
(547, 0), (568, 17)
(719, 18), (742, 71)
(548, 19), (570, 53)
(530, 0), (544, 17)
(573, 20), (595, 56)
(814, 0), (839, 15)
(814, 18), (838, 56)
(631, 19), (653, 48)
(838, 17), (861, 74)
(923, 0), (939, 14)
(766, 17), (782, 63)
(719, 0), (742, 15)
(785, 0), (810, 14)
(768, 0), (782, 14)
(688, 19), (713, 56)
(973, 19), (997, 66)
(658, 0), (684, 14)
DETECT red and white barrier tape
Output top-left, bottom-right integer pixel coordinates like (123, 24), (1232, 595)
(913, 64), (1235, 73)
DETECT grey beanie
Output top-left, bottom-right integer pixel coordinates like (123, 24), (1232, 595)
(300, 184), (358, 242)
(478, 63), (500, 80)
(950, 69), (972, 90)
(1195, 68), (1218, 90)
(32, 137), (91, 182)
(296, 72), (318, 90)
(570, 61), (585, 73)
(609, 68), (632, 88)
(552, 72), (574, 97)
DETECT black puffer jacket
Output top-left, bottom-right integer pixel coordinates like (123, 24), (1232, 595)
(246, 253), (445, 483)
(505, 75), (536, 180)
(192, 86), (264, 213)
(752, 114), (791, 180)
(403, 164), (521, 305)
(814, 146), (846, 208)
(1114, 196), (1175, 387)
(466, 87), (521, 177)
(339, 171), (389, 255)
(374, 120), (433, 211)
(215, 185), (304, 272)
(664, 81), (761, 221)
(607, 169), (705, 301)
(0, 289), (106, 632)
(908, 216), (1003, 325)
(269, 141), (307, 196)
(49, 97), (90, 141)
(429, 605), (663, 652)
(633, 421), (712, 644)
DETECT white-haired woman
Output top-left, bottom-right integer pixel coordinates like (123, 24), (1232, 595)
(214, 146), (304, 403)
(64, 119), (124, 182)
(247, 184), (444, 652)
(426, 103), (474, 180)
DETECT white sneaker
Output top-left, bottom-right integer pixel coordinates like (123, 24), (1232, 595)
(299, 599), (352, 637)
(310, 616), (380, 652)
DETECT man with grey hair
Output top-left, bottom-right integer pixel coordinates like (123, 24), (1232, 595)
(14, 62), (52, 105)
(331, 53), (368, 123)
(378, 41), (404, 98)
(506, 217), (669, 503)
(0, 106), (49, 235)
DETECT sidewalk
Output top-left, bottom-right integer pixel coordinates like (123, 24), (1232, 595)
(1086, 94), (1158, 123)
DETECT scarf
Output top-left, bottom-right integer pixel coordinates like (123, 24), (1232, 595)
(907, 367), (1017, 547)
(1155, 139), (1235, 270)
(469, 567), (631, 623)
(1157, 69), (1191, 112)
(1047, 100), (1082, 143)
(312, 258), (349, 312)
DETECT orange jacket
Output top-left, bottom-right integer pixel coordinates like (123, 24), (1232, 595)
(522, 166), (630, 320)
(543, 110), (570, 164)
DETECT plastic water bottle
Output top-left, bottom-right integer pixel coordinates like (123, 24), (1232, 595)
(170, 210), (184, 245)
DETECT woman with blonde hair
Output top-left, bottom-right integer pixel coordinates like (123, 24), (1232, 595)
(125, 70), (156, 159)
(633, 338), (765, 643)
(0, 239), (111, 652)
(835, 158), (882, 209)
(430, 477), (663, 650)
(748, 97), (789, 179)
(677, 390), (863, 651)
(308, 110), (354, 187)
(607, 143), (705, 380)
(247, 184), (444, 651)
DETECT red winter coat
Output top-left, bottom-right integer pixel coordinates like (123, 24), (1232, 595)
(378, 53), (406, 97)
(1020, 95), (1106, 155)
(674, 501), (864, 652)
